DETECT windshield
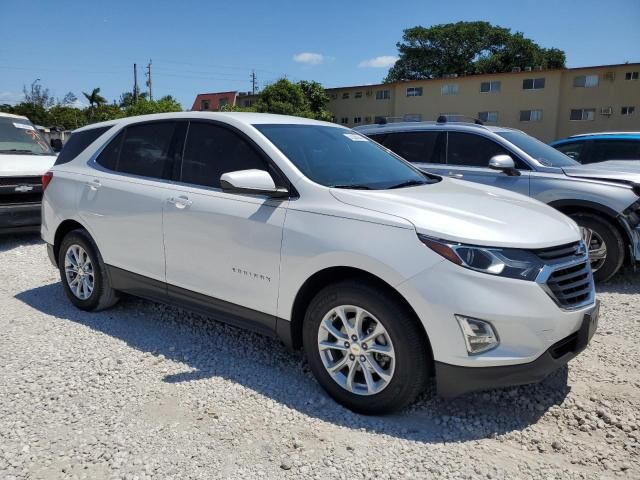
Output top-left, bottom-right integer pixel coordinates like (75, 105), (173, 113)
(0, 116), (54, 155)
(255, 124), (437, 189)
(497, 131), (578, 168)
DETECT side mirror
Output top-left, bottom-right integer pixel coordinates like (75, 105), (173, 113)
(220, 169), (289, 198)
(488, 155), (520, 176)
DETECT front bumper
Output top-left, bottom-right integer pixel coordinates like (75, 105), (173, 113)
(0, 202), (41, 233)
(436, 301), (599, 397)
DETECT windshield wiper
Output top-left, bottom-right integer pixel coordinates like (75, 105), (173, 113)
(0, 149), (36, 154)
(331, 184), (373, 190)
(386, 180), (428, 189)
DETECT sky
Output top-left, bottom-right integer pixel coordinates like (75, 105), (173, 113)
(1, 0), (639, 109)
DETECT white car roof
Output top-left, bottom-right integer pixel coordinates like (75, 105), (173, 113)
(0, 112), (30, 121)
(74, 112), (340, 133)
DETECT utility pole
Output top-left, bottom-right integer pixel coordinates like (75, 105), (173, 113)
(133, 63), (138, 102)
(146, 59), (153, 101)
(250, 70), (258, 95)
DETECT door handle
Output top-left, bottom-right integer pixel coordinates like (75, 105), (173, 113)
(168, 196), (192, 209)
(86, 179), (102, 190)
(448, 173), (464, 179)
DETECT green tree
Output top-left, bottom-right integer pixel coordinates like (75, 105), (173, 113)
(90, 104), (124, 123)
(385, 22), (566, 82)
(11, 102), (49, 126)
(23, 79), (55, 109)
(48, 105), (86, 130)
(60, 92), (78, 106)
(118, 90), (148, 108)
(122, 95), (182, 117)
(254, 78), (331, 120)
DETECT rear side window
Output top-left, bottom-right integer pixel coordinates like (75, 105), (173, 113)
(554, 141), (586, 162)
(180, 122), (268, 188)
(54, 126), (110, 165)
(96, 131), (124, 170)
(589, 140), (640, 163)
(381, 131), (445, 164)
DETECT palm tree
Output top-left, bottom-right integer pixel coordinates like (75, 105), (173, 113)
(83, 88), (107, 119)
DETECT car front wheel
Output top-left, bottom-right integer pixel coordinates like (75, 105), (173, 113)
(302, 281), (430, 415)
(570, 213), (625, 282)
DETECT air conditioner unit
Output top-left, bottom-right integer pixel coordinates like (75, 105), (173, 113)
(600, 107), (613, 116)
(524, 66), (532, 72)
(604, 71), (615, 81)
(512, 67), (521, 72)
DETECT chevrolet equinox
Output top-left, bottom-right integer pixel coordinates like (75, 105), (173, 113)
(42, 112), (599, 414)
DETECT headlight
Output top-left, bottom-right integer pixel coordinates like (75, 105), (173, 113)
(419, 234), (544, 281)
(624, 199), (640, 228)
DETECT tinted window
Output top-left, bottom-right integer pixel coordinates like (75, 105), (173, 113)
(380, 131), (445, 164)
(118, 122), (178, 179)
(256, 125), (436, 190)
(447, 132), (511, 167)
(590, 140), (640, 163)
(497, 131), (578, 168)
(181, 122), (268, 188)
(96, 130), (124, 170)
(55, 126), (110, 165)
(554, 141), (586, 162)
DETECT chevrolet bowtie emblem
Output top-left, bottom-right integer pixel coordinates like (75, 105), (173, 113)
(15, 185), (33, 193)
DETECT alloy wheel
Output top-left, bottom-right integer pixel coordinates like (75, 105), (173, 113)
(317, 305), (395, 396)
(580, 226), (608, 273)
(64, 244), (95, 300)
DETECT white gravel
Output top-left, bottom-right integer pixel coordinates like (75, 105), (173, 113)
(0, 235), (638, 480)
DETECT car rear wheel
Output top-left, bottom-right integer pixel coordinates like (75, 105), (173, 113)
(302, 281), (430, 414)
(58, 229), (119, 311)
(570, 213), (624, 282)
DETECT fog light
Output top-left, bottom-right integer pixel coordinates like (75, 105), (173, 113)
(455, 315), (499, 355)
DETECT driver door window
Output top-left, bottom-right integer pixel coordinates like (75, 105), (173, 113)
(445, 131), (530, 196)
(180, 122), (268, 188)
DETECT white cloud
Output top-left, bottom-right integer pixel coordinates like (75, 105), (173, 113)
(293, 52), (325, 65)
(358, 56), (399, 68)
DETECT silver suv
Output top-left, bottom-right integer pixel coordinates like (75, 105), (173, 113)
(357, 121), (640, 282)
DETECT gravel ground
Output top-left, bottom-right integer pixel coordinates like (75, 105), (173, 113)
(0, 235), (638, 480)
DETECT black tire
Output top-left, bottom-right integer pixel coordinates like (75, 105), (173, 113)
(302, 281), (431, 415)
(58, 229), (119, 311)
(570, 213), (625, 283)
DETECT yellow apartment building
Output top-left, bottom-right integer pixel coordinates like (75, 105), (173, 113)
(326, 63), (640, 142)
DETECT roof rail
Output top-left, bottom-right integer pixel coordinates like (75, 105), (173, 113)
(436, 114), (484, 125)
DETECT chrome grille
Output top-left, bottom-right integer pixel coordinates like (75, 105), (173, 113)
(535, 241), (595, 310)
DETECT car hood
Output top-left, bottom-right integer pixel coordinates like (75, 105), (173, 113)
(0, 153), (56, 177)
(330, 179), (580, 249)
(562, 161), (640, 185)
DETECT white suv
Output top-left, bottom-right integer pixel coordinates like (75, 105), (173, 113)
(42, 112), (599, 414)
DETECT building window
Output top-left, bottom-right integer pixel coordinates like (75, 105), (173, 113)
(201, 100), (210, 111)
(570, 108), (596, 121)
(441, 84), (459, 95)
(406, 87), (423, 97)
(376, 90), (390, 100)
(219, 98), (228, 109)
(353, 116), (362, 124)
(364, 116), (372, 123)
(243, 100), (253, 108)
(574, 75), (599, 88)
(355, 91), (363, 98)
(330, 93), (338, 100)
(342, 92), (350, 99)
(340, 117), (349, 124)
(625, 71), (639, 80)
(522, 78), (545, 90)
(480, 81), (501, 93)
(478, 111), (499, 122)
(520, 110), (543, 122)
(621, 106), (636, 116)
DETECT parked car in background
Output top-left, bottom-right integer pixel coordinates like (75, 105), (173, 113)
(356, 121), (640, 282)
(42, 112), (598, 414)
(550, 132), (640, 164)
(0, 112), (57, 233)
